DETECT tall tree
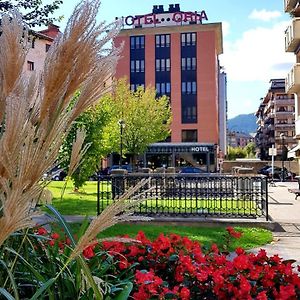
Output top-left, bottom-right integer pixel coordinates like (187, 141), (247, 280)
(103, 79), (172, 167)
(0, 0), (63, 27)
(60, 101), (112, 189)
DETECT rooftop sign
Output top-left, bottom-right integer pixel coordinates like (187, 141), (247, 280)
(117, 11), (208, 28)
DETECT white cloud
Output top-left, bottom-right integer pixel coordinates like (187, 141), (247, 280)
(222, 21), (230, 37)
(220, 21), (294, 82)
(249, 9), (281, 22)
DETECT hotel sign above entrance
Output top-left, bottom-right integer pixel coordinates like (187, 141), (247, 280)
(119, 11), (208, 27)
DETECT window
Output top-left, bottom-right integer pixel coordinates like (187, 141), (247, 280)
(31, 39), (35, 49)
(181, 33), (196, 46)
(130, 36), (145, 49)
(182, 82), (197, 94)
(27, 61), (34, 71)
(131, 83), (144, 91)
(155, 58), (171, 72)
(156, 82), (171, 95)
(155, 34), (170, 47)
(130, 60), (145, 73)
(46, 44), (51, 52)
(182, 130), (197, 142)
(181, 57), (196, 70)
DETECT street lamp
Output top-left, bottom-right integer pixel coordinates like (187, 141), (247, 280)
(280, 133), (286, 182)
(118, 119), (125, 167)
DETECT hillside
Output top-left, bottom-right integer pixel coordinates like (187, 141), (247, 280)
(228, 113), (257, 134)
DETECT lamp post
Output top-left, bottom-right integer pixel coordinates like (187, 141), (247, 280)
(118, 119), (125, 167)
(280, 133), (286, 182)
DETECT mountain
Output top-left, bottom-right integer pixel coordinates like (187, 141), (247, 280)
(228, 113), (257, 134)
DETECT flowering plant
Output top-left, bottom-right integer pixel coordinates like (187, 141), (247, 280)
(98, 229), (300, 300)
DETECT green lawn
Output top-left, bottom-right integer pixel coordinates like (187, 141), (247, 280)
(67, 223), (272, 251)
(46, 181), (272, 250)
(46, 181), (263, 216)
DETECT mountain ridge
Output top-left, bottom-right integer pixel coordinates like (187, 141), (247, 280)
(228, 113), (257, 135)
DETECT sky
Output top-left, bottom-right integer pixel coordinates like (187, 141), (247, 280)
(50, 0), (294, 119)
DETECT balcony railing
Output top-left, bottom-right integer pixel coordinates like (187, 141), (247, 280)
(286, 63), (300, 93)
(285, 18), (300, 52)
(285, 0), (298, 12)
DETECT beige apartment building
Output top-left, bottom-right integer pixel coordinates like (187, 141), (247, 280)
(24, 24), (60, 74)
(255, 79), (296, 160)
(284, 0), (300, 170)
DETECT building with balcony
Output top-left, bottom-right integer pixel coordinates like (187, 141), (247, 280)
(284, 0), (300, 166)
(24, 24), (60, 74)
(255, 79), (296, 160)
(114, 4), (226, 171)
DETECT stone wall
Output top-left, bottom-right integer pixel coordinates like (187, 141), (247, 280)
(221, 160), (298, 175)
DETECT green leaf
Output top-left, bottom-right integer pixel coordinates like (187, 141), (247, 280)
(0, 288), (15, 300)
(45, 205), (103, 300)
(30, 278), (56, 300)
(113, 282), (133, 300)
(168, 254), (179, 262)
(4, 248), (55, 300)
(0, 259), (19, 300)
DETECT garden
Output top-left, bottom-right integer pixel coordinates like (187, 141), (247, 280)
(0, 0), (300, 299)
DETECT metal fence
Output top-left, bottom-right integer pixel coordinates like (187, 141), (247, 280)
(97, 174), (269, 220)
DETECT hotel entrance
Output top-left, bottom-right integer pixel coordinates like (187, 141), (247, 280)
(144, 143), (216, 172)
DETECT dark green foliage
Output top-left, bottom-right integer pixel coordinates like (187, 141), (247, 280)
(0, 0), (63, 27)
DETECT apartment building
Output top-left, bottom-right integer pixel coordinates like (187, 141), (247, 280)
(24, 24), (60, 74)
(114, 4), (226, 171)
(255, 79), (296, 160)
(284, 0), (300, 167)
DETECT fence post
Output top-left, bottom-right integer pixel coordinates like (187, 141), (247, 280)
(265, 177), (269, 221)
(97, 175), (100, 215)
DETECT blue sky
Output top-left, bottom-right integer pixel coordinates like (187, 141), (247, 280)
(52, 0), (294, 119)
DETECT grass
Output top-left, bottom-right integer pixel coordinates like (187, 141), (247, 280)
(46, 182), (273, 251)
(46, 181), (263, 216)
(67, 223), (273, 251)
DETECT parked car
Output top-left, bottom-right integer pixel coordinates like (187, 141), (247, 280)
(259, 166), (295, 181)
(43, 166), (67, 181)
(108, 164), (133, 174)
(179, 166), (207, 174)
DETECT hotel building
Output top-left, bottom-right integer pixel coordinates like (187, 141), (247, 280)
(284, 0), (300, 169)
(114, 4), (226, 171)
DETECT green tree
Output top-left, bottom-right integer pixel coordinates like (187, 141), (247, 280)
(60, 102), (111, 189)
(244, 141), (256, 158)
(227, 146), (247, 160)
(0, 0), (63, 27)
(102, 79), (172, 167)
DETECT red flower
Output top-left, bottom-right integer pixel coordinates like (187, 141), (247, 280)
(256, 291), (268, 300)
(226, 226), (242, 238)
(179, 287), (190, 300)
(83, 243), (97, 259)
(48, 240), (55, 247)
(50, 232), (60, 240)
(37, 227), (47, 235)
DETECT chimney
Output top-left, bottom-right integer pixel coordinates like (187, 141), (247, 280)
(152, 5), (158, 13)
(174, 4), (180, 12)
(158, 5), (164, 13)
(168, 4), (174, 12)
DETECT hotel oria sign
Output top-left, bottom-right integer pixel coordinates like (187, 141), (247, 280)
(119, 11), (208, 27)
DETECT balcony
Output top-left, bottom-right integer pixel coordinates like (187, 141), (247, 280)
(285, 18), (300, 52)
(285, 0), (299, 12)
(286, 63), (300, 93)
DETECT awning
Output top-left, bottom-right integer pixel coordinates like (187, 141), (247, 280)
(288, 144), (300, 158)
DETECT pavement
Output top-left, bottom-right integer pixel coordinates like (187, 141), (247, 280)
(251, 180), (300, 268)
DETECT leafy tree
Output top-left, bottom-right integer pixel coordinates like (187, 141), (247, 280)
(102, 79), (172, 167)
(244, 141), (256, 158)
(0, 0), (63, 27)
(60, 102), (111, 189)
(226, 146), (247, 160)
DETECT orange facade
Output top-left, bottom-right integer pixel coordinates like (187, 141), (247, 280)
(115, 22), (222, 145)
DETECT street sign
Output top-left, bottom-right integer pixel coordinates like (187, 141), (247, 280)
(268, 147), (277, 156)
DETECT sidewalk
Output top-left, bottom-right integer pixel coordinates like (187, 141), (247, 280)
(252, 181), (300, 267)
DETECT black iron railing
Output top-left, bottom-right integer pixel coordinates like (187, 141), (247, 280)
(97, 174), (269, 220)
